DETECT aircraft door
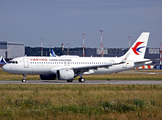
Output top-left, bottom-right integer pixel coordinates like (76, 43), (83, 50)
(24, 58), (29, 68)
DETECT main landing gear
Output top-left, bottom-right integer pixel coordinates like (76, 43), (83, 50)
(66, 78), (85, 83)
(78, 73), (85, 83)
(67, 79), (73, 82)
(22, 74), (26, 82)
(78, 77), (85, 83)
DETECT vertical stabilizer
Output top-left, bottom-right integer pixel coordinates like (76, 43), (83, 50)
(50, 49), (57, 57)
(121, 32), (150, 61)
(0, 56), (6, 66)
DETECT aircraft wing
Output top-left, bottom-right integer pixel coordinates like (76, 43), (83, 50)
(72, 62), (124, 75)
(49, 61), (124, 75)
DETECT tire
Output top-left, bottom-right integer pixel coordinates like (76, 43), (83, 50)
(67, 79), (73, 82)
(78, 78), (85, 83)
(22, 79), (26, 82)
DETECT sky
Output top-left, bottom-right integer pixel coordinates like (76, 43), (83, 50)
(0, 0), (162, 48)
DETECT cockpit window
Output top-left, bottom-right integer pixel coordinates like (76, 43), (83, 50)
(9, 61), (18, 64)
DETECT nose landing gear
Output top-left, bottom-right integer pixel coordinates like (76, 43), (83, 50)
(22, 74), (26, 82)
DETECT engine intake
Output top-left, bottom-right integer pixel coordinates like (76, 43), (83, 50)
(57, 69), (74, 80)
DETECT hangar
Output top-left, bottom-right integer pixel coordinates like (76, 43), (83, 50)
(0, 41), (25, 61)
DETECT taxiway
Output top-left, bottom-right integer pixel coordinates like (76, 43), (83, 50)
(0, 80), (162, 84)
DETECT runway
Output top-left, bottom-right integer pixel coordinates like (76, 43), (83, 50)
(0, 80), (162, 84)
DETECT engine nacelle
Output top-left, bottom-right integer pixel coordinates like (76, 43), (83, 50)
(40, 74), (56, 80)
(56, 69), (74, 80)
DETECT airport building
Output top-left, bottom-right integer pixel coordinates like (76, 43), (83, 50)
(63, 47), (160, 65)
(0, 41), (25, 60)
(0, 40), (160, 65)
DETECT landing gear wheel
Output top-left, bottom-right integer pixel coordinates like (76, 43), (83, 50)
(22, 74), (26, 83)
(22, 79), (26, 82)
(78, 77), (85, 83)
(67, 79), (73, 82)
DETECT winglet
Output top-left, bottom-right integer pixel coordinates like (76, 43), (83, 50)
(122, 52), (130, 62)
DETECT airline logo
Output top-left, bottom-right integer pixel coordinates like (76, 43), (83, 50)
(132, 42), (145, 55)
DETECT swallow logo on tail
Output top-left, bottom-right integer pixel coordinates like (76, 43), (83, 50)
(132, 42), (145, 55)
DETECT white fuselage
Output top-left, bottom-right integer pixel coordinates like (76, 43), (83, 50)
(2, 56), (139, 75)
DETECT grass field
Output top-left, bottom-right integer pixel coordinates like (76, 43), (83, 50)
(1, 69), (162, 80)
(0, 84), (162, 120)
(0, 69), (162, 119)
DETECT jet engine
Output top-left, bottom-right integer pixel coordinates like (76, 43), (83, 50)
(40, 74), (56, 80)
(56, 69), (74, 80)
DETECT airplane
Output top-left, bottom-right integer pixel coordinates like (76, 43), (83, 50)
(0, 56), (6, 66)
(2, 32), (151, 83)
(50, 49), (80, 58)
(50, 49), (57, 57)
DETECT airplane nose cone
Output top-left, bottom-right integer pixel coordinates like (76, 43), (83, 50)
(2, 65), (6, 71)
(2, 64), (10, 72)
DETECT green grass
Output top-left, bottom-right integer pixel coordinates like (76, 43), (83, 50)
(0, 68), (162, 119)
(0, 69), (162, 80)
(0, 84), (162, 119)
